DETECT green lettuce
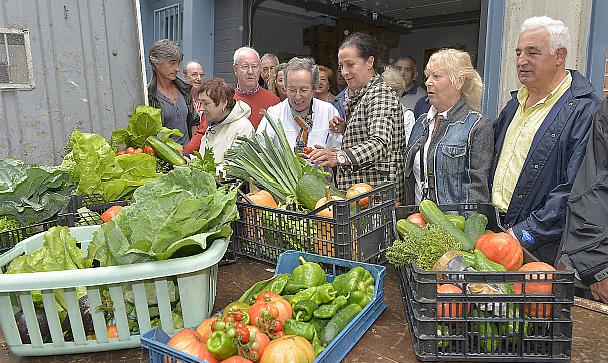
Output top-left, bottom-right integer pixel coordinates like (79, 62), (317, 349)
(61, 129), (160, 201)
(112, 104), (184, 152)
(90, 167), (238, 266)
(0, 158), (74, 225)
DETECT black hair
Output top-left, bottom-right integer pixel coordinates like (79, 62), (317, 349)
(339, 32), (384, 72)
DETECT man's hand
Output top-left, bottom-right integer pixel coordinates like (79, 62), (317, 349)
(590, 279), (608, 303)
(329, 116), (347, 134)
(308, 145), (337, 168)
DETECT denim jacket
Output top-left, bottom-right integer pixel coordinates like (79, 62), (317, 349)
(404, 97), (494, 205)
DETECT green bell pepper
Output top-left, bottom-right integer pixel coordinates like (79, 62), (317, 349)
(470, 308), (500, 353)
(238, 273), (289, 305)
(282, 280), (310, 295)
(308, 317), (330, 337)
(312, 333), (325, 355)
(293, 299), (318, 322)
(206, 330), (237, 360)
(288, 283), (336, 306)
(283, 319), (316, 341)
(313, 295), (349, 319)
(332, 266), (375, 298)
(290, 256), (326, 288)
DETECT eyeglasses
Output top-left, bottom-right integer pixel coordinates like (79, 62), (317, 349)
(188, 72), (205, 79)
(286, 87), (313, 96)
(237, 64), (260, 72)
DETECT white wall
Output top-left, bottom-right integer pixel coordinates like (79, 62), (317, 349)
(390, 23), (481, 80)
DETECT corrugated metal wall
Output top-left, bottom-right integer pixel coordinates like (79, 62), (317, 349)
(214, 0), (247, 83)
(0, 0), (145, 165)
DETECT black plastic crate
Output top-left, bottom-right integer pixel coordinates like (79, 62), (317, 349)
(232, 182), (396, 264)
(393, 204), (574, 361)
(397, 264), (574, 362)
(0, 219), (61, 254)
(68, 194), (129, 214)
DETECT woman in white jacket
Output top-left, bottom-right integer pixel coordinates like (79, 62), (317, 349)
(197, 78), (254, 168)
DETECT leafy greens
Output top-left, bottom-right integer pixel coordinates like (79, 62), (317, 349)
(61, 129), (160, 201)
(90, 167), (238, 266)
(0, 158), (74, 226)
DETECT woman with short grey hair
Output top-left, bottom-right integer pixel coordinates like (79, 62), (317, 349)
(147, 39), (199, 145)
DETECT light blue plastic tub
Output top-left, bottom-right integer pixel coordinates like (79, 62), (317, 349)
(0, 225), (227, 356)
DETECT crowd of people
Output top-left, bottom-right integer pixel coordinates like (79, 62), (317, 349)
(146, 16), (607, 302)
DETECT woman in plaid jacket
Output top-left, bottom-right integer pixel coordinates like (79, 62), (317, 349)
(308, 33), (407, 203)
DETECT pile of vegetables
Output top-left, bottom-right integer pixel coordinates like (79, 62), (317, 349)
(165, 257), (375, 362)
(391, 199), (559, 353)
(0, 158), (74, 231)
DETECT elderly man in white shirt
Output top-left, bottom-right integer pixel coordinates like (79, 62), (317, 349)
(258, 57), (342, 152)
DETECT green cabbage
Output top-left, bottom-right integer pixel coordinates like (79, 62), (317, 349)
(90, 167), (238, 266)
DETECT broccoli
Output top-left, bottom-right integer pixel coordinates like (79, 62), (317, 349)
(387, 224), (462, 270)
(0, 215), (23, 233)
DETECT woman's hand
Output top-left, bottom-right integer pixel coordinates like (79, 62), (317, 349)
(308, 144), (338, 168)
(329, 116), (347, 134)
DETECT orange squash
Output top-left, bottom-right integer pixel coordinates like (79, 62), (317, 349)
(259, 335), (316, 363)
(345, 183), (373, 209)
(242, 181), (277, 243)
(436, 284), (468, 318)
(513, 262), (556, 318)
(314, 186), (347, 256)
(475, 232), (523, 271)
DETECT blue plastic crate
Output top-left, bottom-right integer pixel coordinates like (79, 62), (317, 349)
(141, 250), (387, 363)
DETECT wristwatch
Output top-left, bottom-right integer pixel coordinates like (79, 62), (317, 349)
(336, 150), (348, 165)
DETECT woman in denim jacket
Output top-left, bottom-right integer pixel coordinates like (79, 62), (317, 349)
(404, 49), (494, 205)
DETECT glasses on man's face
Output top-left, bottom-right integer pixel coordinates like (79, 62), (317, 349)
(237, 64), (260, 72)
(286, 87), (313, 96)
(188, 72), (205, 79)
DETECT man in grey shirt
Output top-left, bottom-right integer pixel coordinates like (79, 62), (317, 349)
(147, 39), (199, 145)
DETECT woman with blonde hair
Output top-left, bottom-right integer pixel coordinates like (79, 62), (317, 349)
(268, 63), (287, 101)
(403, 48), (493, 205)
(382, 65), (416, 143)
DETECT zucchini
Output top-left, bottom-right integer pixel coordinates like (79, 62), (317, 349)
(295, 173), (344, 211)
(320, 303), (362, 346)
(445, 214), (465, 231)
(419, 200), (474, 251)
(464, 213), (488, 245)
(396, 219), (424, 239)
(146, 135), (185, 166)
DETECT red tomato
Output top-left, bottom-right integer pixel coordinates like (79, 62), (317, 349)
(145, 145), (156, 156)
(249, 291), (292, 327)
(116, 150), (127, 156)
(513, 262), (556, 317)
(126, 147), (135, 154)
(101, 205), (123, 223)
(133, 148), (143, 154)
(106, 324), (118, 338)
(475, 232), (523, 271)
(246, 326), (270, 359)
(406, 212), (426, 227)
(221, 357), (253, 363)
(302, 147), (313, 154)
(196, 317), (217, 342)
(166, 328), (219, 363)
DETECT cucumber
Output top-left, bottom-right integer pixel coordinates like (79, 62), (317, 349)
(295, 173), (344, 211)
(445, 214), (466, 231)
(146, 135), (185, 166)
(396, 219), (424, 239)
(320, 303), (362, 345)
(464, 213), (488, 246)
(419, 200), (474, 251)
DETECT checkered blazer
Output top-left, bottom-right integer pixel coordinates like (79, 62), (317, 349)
(337, 74), (406, 204)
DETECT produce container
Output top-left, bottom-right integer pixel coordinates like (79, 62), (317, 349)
(0, 225), (227, 356)
(232, 182), (396, 263)
(394, 204), (575, 361)
(141, 250), (387, 363)
(68, 194), (129, 214)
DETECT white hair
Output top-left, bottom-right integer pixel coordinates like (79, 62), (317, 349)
(261, 53), (279, 65)
(233, 47), (260, 65)
(520, 16), (570, 54)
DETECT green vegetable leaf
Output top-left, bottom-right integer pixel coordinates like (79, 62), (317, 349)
(90, 167), (238, 265)
(190, 149), (217, 175)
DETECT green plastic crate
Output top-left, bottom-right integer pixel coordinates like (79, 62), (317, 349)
(0, 225), (227, 357)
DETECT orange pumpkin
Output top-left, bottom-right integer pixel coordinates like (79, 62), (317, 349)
(196, 317), (217, 342)
(475, 232), (523, 271)
(513, 262), (556, 318)
(436, 284), (468, 318)
(345, 183), (373, 209)
(259, 335), (316, 363)
(313, 187), (359, 258)
(242, 182), (277, 243)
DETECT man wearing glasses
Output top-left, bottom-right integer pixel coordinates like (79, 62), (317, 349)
(232, 47), (280, 130)
(258, 57), (342, 154)
(182, 61), (209, 154)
